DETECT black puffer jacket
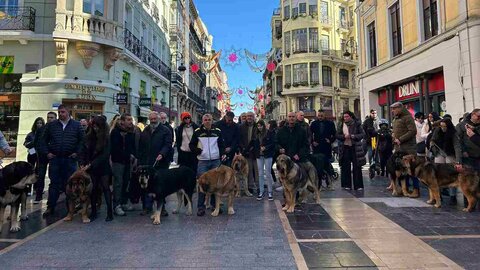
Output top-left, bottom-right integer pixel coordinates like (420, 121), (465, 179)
(275, 123), (309, 162)
(40, 119), (84, 157)
(336, 119), (366, 166)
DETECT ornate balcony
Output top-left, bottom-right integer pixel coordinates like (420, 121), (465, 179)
(53, 10), (123, 48)
(124, 29), (171, 79)
(0, 6), (36, 31)
(187, 88), (205, 107)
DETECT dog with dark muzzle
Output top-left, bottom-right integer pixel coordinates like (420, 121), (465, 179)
(64, 166), (93, 223)
(138, 166), (196, 225)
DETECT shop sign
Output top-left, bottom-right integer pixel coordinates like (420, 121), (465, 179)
(65, 84), (106, 100)
(0, 56), (14, 74)
(139, 97), (152, 107)
(396, 81), (420, 101)
(116, 93), (128, 105)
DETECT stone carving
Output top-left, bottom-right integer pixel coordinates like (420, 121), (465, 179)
(54, 38), (69, 65)
(76, 41), (101, 69)
(104, 48), (123, 71)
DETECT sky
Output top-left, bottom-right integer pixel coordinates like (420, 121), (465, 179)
(195, 0), (279, 116)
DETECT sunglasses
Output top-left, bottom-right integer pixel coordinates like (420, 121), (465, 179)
(183, 117), (191, 119)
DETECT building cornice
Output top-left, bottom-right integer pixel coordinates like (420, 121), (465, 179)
(19, 78), (121, 92)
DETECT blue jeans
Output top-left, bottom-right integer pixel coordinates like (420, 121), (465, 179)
(257, 157), (273, 195)
(197, 159), (221, 210)
(47, 157), (77, 209)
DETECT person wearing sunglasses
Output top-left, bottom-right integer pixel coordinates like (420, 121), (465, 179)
(175, 112), (199, 172)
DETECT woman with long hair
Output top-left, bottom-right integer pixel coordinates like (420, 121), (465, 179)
(421, 112), (441, 158)
(80, 116), (113, 221)
(336, 111), (366, 190)
(24, 117), (45, 195)
(254, 120), (276, 201)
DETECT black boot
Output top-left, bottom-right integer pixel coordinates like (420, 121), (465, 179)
(449, 196), (457, 206)
(42, 207), (55, 218)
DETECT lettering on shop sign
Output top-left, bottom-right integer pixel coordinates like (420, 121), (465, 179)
(65, 84), (106, 101)
(398, 81), (419, 98)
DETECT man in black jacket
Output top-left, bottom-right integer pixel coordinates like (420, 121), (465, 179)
(159, 112), (174, 165)
(276, 112), (309, 162)
(310, 110), (336, 189)
(139, 112), (173, 215)
(33, 111), (57, 204)
(41, 105), (84, 217)
(239, 111), (258, 193)
(110, 113), (136, 216)
(362, 109), (379, 164)
(214, 111), (239, 167)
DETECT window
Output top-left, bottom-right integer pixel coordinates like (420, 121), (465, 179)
(141, 22), (147, 45)
(322, 66), (332, 86)
(121, 71), (131, 90)
(320, 1), (328, 23)
(274, 20), (282, 39)
(423, 0), (438, 40)
(124, 3), (133, 30)
(276, 77), (283, 95)
(293, 63), (308, 84)
(292, 28), (308, 53)
(339, 6), (346, 27)
(367, 22), (377, 67)
(309, 28), (319, 52)
(284, 31), (291, 55)
(285, 65), (292, 85)
(292, 6), (298, 17)
(283, 0), (290, 20)
(83, 0), (104, 16)
(389, 2), (402, 56)
(0, 0), (17, 14)
(320, 34), (329, 54)
(310, 63), (319, 84)
(339, 69), (349, 88)
(139, 80), (147, 97)
(299, 1), (307, 15)
(309, 0), (317, 15)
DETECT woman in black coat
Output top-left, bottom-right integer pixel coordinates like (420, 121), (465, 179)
(24, 117), (45, 195)
(80, 116), (113, 222)
(253, 120), (276, 200)
(336, 111), (366, 190)
(175, 112), (199, 172)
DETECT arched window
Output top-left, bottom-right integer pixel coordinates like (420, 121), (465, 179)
(339, 69), (349, 88)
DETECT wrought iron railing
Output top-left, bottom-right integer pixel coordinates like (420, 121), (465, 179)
(0, 6), (36, 31)
(171, 72), (183, 84)
(187, 88), (205, 107)
(124, 28), (171, 79)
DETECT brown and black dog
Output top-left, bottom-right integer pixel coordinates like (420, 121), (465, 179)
(0, 161), (37, 233)
(231, 154), (252, 197)
(402, 155), (480, 211)
(197, 165), (237, 216)
(276, 154), (320, 213)
(386, 151), (411, 197)
(64, 166), (93, 223)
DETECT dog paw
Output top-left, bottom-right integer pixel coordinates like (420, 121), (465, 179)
(186, 210), (192, 216)
(462, 208), (472, 212)
(20, 215), (29, 221)
(211, 211), (219, 217)
(286, 208), (295, 213)
(282, 206), (288, 211)
(434, 204), (442, 208)
(152, 219), (161, 225)
(426, 200), (435, 205)
(10, 226), (21, 232)
(82, 218), (91, 224)
(228, 208), (235, 215)
(172, 209), (179, 214)
(63, 216), (73, 222)
(150, 214), (155, 220)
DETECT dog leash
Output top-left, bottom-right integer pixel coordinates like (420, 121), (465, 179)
(430, 142), (448, 158)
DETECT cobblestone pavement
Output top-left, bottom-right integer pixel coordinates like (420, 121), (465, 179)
(0, 162), (479, 269)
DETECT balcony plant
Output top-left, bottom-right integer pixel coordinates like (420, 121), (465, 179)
(292, 82), (299, 87)
(284, 83), (291, 89)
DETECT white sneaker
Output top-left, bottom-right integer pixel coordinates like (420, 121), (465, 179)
(275, 186), (284, 192)
(114, 205), (126, 216)
(122, 203), (134, 211)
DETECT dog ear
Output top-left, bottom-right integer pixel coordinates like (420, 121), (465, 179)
(286, 157), (293, 172)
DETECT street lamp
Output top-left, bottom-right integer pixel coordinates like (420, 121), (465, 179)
(164, 51), (186, 122)
(343, 39), (357, 58)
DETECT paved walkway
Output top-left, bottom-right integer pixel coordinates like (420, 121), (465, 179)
(1, 162), (479, 269)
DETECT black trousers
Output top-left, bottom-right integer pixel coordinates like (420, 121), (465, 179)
(340, 146), (364, 190)
(177, 150), (198, 172)
(379, 150), (392, 175)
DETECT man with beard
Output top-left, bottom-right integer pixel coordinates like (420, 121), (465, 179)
(159, 112), (174, 166)
(310, 110), (336, 189)
(239, 111), (259, 194)
(139, 112), (172, 215)
(455, 108), (480, 172)
(110, 113), (136, 216)
(214, 111), (239, 167)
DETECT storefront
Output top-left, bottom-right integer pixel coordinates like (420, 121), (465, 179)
(377, 70), (445, 121)
(0, 72), (22, 155)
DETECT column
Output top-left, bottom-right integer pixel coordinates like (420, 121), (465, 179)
(418, 76), (424, 113)
(423, 75), (431, 114)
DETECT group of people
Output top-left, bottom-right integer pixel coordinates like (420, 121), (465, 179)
(1, 102), (479, 222)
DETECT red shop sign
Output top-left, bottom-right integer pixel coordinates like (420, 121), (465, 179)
(395, 81), (420, 101)
(378, 90), (388, 105)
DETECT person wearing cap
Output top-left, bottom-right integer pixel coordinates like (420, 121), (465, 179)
(214, 111), (240, 167)
(175, 112), (199, 172)
(391, 102), (419, 197)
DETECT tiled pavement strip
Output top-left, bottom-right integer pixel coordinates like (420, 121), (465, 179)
(0, 159), (479, 269)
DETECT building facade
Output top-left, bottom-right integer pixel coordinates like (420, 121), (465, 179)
(267, 0), (360, 121)
(0, 0), (219, 160)
(357, 0), (480, 122)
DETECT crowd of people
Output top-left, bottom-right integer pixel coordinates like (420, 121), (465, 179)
(1, 103), (479, 222)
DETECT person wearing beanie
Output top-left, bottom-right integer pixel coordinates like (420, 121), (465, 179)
(175, 111), (199, 172)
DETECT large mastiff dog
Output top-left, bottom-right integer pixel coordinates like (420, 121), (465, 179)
(0, 161), (37, 232)
(386, 151), (410, 197)
(276, 154), (320, 213)
(64, 166), (93, 223)
(231, 154), (252, 197)
(403, 155), (480, 211)
(197, 165), (237, 217)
